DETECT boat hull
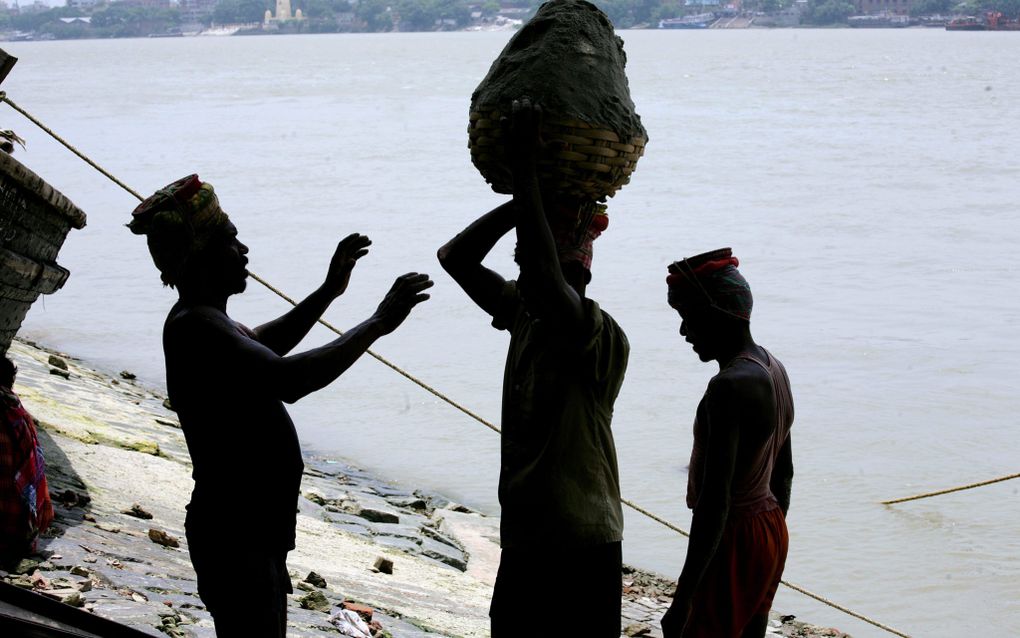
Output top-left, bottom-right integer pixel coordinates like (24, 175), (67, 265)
(0, 152), (86, 355)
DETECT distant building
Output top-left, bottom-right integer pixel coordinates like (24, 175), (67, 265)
(497, 6), (529, 19)
(59, 14), (91, 22)
(264, 0), (305, 23)
(754, 6), (802, 25)
(179, 0), (215, 23)
(121, 0), (173, 7)
(66, 0), (100, 9)
(855, 0), (913, 14)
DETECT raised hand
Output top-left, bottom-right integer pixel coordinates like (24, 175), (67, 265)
(323, 233), (372, 298)
(371, 272), (434, 336)
(508, 97), (544, 174)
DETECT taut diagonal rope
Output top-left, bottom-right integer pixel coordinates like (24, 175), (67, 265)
(882, 472), (1020, 505)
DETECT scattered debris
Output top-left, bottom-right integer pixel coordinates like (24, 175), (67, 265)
(623, 622), (652, 637)
(56, 489), (91, 508)
(13, 558), (40, 575)
(329, 608), (373, 638)
(122, 503), (153, 519)
(355, 507), (399, 524)
(371, 557), (393, 575)
(298, 589), (331, 612)
(305, 491), (327, 506)
(304, 571), (327, 588)
(47, 355), (68, 370)
(147, 529), (179, 548)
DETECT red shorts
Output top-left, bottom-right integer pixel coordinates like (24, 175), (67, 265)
(684, 506), (789, 638)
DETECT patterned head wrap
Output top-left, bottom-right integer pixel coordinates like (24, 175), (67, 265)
(127, 175), (230, 287)
(666, 247), (753, 321)
(546, 200), (609, 271)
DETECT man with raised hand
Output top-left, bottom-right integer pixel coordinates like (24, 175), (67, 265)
(438, 100), (629, 637)
(660, 249), (794, 638)
(129, 174), (432, 637)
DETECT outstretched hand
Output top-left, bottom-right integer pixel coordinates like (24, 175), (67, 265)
(372, 273), (434, 336)
(323, 233), (372, 298)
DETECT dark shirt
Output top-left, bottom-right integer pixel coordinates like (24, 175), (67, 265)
(164, 304), (304, 551)
(493, 282), (629, 549)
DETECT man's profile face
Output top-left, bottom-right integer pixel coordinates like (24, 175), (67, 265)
(673, 303), (719, 363)
(195, 221), (249, 296)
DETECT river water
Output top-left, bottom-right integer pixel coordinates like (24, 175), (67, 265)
(4, 29), (1018, 637)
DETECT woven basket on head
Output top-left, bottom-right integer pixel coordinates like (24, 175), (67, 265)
(468, 109), (647, 202)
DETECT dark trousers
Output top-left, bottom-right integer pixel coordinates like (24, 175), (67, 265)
(188, 534), (292, 638)
(490, 541), (622, 637)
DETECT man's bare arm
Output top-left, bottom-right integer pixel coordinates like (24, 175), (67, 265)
(509, 99), (585, 332)
(437, 201), (515, 318)
(254, 233), (371, 355)
(771, 435), (793, 516)
(180, 272), (432, 404)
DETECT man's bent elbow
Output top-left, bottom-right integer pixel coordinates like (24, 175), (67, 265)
(436, 244), (461, 274)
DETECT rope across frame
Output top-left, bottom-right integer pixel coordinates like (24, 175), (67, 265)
(1, 91), (915, 638)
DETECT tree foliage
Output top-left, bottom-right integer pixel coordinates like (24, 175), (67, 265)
(802, 0), (855, 24)
(212, 0), (269, 24)
(355, 0), (393, 31)
(910, 0), (953, 13)
(986, 0), (1020, 14)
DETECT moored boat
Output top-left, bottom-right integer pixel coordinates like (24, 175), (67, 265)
(946, 15), (985, 29)
(0, 147), (86, 355)
(659, 13), (716, 28)
(946, 12), (1020, 30)
(848, 14), (911, 27)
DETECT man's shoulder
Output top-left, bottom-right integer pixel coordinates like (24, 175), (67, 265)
(164, 304), (236, 343)
(592, 301), (624, 330)
(710, 359), (770, 396)
(587, 299), (629, 348)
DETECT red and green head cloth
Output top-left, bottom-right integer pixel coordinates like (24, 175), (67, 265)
(127, 174), (230, 287)
(666, 247), (753, 321)
(547, 200), (609, 272)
